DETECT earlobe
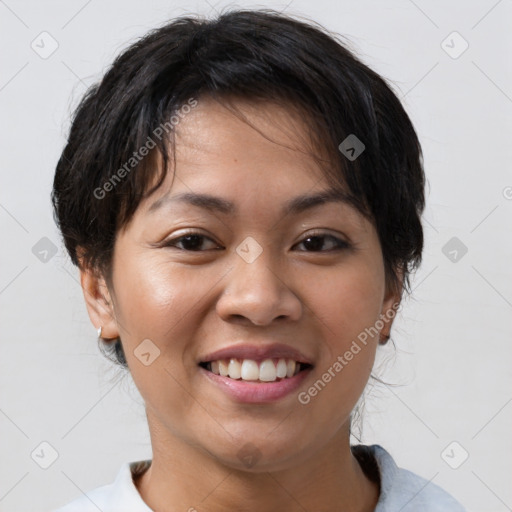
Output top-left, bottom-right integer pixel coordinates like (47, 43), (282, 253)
(79, 262), (119, 340)
(379, 298), (400, 345)
(379, 268), (404, 344)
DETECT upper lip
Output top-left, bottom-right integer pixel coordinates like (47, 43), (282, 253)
(199, 343), (314, 365)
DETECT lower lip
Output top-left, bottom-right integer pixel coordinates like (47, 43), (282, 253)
(199, 366), (313, 404)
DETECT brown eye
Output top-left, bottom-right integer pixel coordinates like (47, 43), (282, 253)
(163, 232), (220, 251)
(295, 234), (350, 252)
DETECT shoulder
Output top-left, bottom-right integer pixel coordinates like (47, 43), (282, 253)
(52, 461), (153, 512)
(352, 444), (467, 511)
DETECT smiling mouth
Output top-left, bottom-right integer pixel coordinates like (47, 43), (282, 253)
(199, 358), (313, 383)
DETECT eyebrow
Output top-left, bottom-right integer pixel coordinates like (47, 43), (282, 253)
(147, 189), (354, 217)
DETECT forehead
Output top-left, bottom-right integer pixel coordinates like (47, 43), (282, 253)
(131, 96), (367, 231)
(172, 95), (329, 169)
(143, 100), (316, 196)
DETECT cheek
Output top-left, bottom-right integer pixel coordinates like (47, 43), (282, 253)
(304, 262), (384, 351)
(110, 253), (222, 385)
(297, 263), (383, 412)
(112, 253), (212, 342)
(110, 257), (206, 426)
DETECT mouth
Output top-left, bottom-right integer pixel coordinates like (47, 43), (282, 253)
(198, 358), (314, 383)
(197, 343), (315, 402)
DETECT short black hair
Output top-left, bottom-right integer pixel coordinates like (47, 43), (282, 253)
(52, 8), (425, 368)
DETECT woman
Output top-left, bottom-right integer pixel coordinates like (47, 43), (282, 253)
(51, 9), (466, 511)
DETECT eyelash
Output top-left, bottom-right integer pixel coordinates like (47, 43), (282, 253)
(161, 230), (351, 252)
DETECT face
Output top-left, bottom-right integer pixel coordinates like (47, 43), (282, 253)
(82, 97), (400, 472)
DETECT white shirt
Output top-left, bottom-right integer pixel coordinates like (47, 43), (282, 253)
(53, 444), (466, 511)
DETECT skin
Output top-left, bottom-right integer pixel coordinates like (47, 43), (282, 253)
(80, 96), (402, 512)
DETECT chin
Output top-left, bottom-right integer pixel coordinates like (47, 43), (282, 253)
(202, 432), (310, 473)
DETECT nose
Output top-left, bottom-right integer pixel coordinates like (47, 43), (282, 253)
(216, 247), (302, 326)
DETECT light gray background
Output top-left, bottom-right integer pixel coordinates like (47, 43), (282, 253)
(1, 1), (511, 511)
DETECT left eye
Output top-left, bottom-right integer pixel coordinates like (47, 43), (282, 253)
(294, 234), (349, 252)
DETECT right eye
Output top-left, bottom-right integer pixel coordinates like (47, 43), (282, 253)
(161, 232), (222, 252)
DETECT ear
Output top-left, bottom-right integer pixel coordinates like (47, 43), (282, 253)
(379, 267), (403, 344)
(78, 253), (119, 341)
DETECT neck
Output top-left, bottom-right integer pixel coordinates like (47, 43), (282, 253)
(135, 415), (379, 512)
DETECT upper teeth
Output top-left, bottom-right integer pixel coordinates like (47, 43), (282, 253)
(208, 358), (300, 382)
